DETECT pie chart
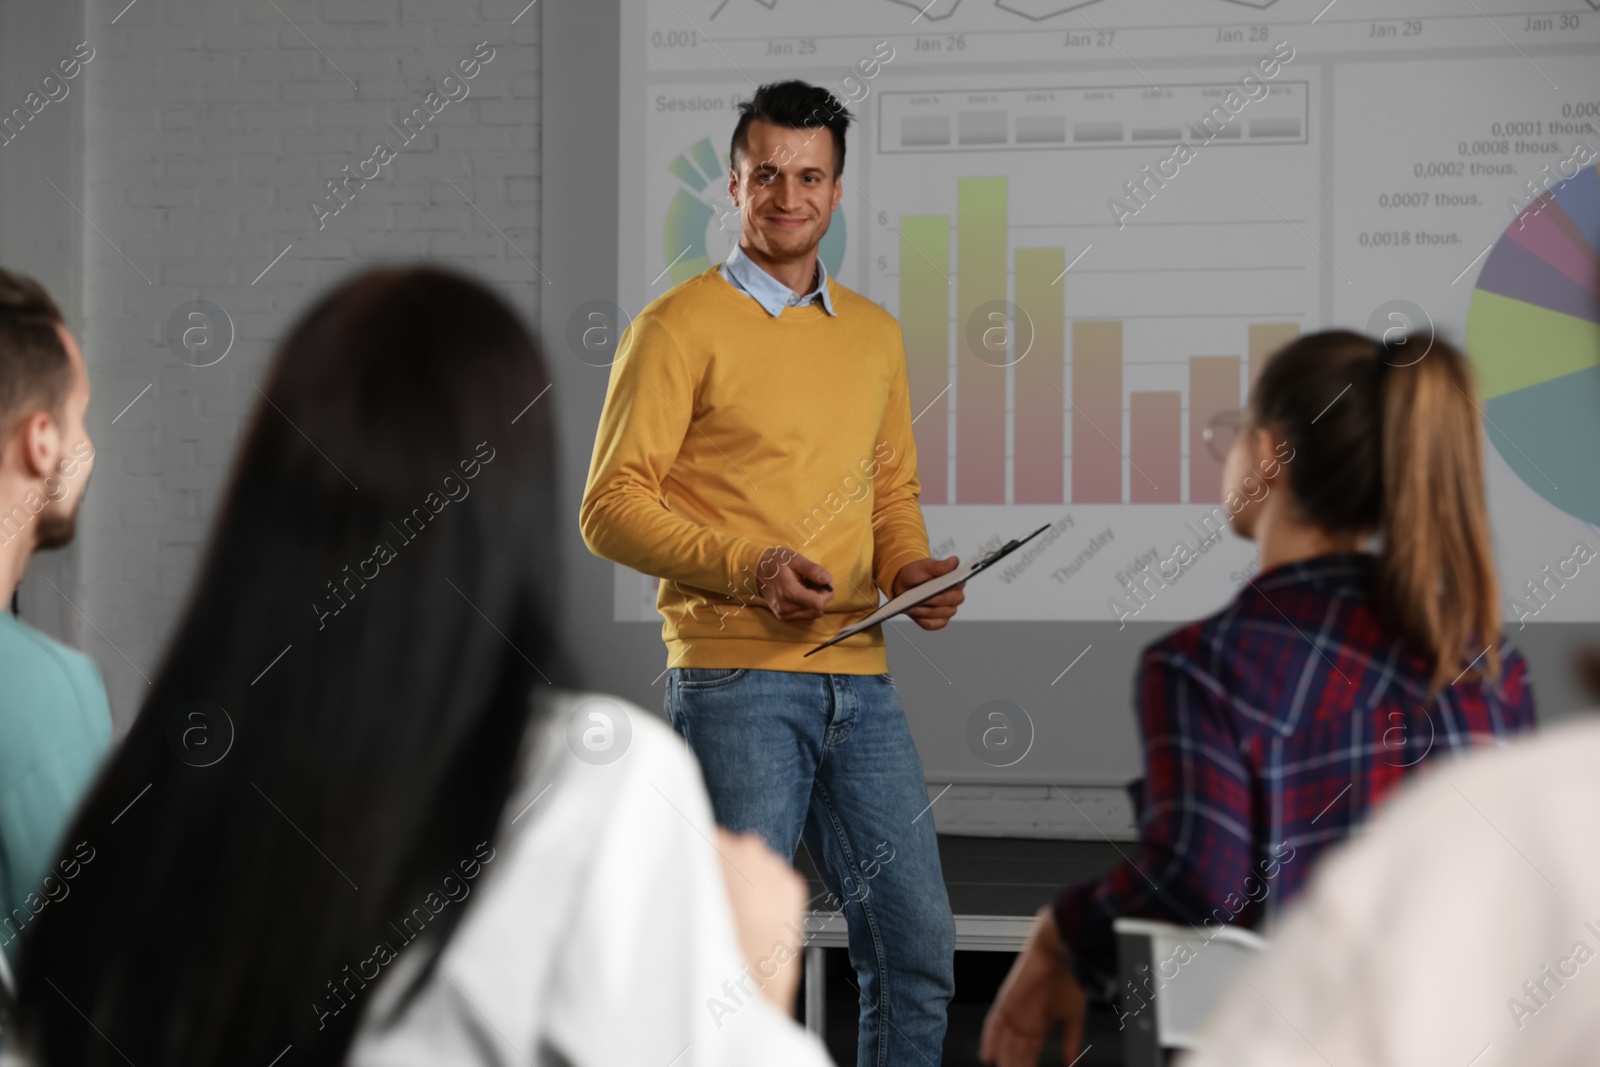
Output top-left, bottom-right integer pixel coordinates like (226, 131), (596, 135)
(1466, 163), (1600, 524)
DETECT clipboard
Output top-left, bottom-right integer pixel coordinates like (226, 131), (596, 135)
(803, 523), (1053, 657)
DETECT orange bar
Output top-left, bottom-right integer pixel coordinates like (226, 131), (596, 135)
(1131, 392), (1181, 503)
(1014, 247), (1065, 503)
(1248, 323), (1299, 388)
(1189, 356), (1240, 504)
(1071, 320), (1122, 503)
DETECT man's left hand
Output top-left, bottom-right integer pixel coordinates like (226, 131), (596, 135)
(891, 556), (965, 631)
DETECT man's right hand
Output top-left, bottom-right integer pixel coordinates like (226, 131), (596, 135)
(757, 546), (833, 624)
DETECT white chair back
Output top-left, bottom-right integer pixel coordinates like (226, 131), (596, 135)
(1113, 917), (1267, 1065)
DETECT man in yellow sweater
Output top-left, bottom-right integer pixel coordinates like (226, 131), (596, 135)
(580, 81), (960, 1065)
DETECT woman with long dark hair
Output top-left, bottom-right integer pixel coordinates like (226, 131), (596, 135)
(980, 330), (1538, 1067)
(7, 267), (830, 1065)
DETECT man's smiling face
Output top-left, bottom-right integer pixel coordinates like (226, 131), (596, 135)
(728, 118), (844, 264)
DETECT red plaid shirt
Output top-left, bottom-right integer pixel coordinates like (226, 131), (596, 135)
(1054, 552), (1536, 988)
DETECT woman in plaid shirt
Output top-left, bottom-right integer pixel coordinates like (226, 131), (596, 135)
(981, 330), (1537, 1067)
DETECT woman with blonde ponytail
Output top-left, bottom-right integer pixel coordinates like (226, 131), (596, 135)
(1280, 330), (1505, 696)
(982, 329), (1536, 1067)
(1374, 336), (1502, 695)
(1184, 342), (1600, 1067)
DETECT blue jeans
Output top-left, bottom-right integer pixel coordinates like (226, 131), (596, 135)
(665, 668), (955, 1067)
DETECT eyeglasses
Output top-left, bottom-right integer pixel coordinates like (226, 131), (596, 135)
(1203, 409), (1244, 464)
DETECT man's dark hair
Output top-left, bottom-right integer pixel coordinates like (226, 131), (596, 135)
(0, 267), (70, 439)
(731, 80), (853, 178)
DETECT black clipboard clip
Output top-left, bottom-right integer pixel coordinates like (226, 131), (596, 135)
(802, 523), (1054, 657)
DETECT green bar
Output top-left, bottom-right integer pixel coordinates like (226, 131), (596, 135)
(957, 177), (1007, 504)
(901, 216), (951, 504)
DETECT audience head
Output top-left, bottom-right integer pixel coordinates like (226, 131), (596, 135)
(1222, 329), (1499, 695)
(14, 265), (569, 1065)
(0, 268), (94, 557)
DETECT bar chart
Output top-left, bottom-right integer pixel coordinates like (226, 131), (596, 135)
(847, 66), (1320, 619)
(897, 173), (1301, 507)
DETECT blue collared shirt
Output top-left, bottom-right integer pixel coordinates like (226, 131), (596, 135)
(718, 243), (836, 317)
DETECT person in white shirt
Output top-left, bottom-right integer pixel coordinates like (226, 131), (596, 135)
(6, 267), (831, 1067)
(347, 688), (833, 1066)
(1182, 711), (1600, 1066)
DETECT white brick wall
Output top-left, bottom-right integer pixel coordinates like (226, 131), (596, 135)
(64, 0), (542, 726)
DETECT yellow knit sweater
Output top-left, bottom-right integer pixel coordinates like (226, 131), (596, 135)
(579, 266), (930, 674)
